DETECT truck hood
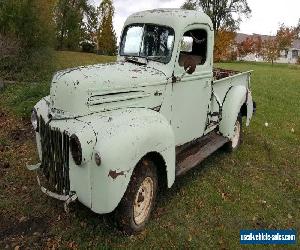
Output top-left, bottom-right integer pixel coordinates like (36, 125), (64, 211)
(49, 61), (168, 118)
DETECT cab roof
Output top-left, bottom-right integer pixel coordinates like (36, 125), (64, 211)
(124, 8), (213, 33)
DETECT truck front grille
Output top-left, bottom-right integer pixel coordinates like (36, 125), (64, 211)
(39, 117), (70, 195)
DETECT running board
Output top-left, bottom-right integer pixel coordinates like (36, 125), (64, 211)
(175, 132), (228, 176)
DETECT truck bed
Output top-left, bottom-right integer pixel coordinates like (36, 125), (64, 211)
(211, 68), (252, 108)
(213, 68), (240, 80)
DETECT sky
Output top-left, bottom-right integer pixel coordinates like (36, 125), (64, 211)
(93, 0), (300, 41)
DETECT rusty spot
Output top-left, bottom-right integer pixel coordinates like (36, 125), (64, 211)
(131, 68), (142, 73)
(154, 91), (162, 96)
(108, 170), (125, 180)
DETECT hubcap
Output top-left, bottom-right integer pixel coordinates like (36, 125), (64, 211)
(133, 177), (154, 225)
(231, 120), (241, 149)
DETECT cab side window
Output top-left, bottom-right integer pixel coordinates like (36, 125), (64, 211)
(178, 29), (207, 67)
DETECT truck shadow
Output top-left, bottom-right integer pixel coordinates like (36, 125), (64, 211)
(157, 148), (228, 205)
(69, 148), (229, 238)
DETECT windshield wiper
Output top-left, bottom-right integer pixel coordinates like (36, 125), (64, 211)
(144, 55), (166, 63)
(124, 56), (147, 65)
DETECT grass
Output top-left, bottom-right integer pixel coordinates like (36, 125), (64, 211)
(0, 51), (116, 117)
(0, 53), (299, 248)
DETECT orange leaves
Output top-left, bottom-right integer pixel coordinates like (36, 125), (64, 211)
(214, 29), (236, 62)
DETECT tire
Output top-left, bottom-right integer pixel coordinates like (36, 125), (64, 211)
(114, 159), (158, 235)
(223, 114), (242, 152)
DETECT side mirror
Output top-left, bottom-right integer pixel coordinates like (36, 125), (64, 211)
(184, 57), (196, 75)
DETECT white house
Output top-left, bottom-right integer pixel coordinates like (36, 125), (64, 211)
(235, 33), (300, 64)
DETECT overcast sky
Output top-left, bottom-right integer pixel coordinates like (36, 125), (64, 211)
(92, 0), (300, 41)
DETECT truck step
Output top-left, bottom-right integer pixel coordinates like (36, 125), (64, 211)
(175, 131), (228, 176)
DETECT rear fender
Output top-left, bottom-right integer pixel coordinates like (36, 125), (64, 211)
(245, 89), (254, 126)
(219, 86), (247, 139)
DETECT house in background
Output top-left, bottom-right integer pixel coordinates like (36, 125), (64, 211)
(235, 33), (300, 64)
(277, 39), (300, 64)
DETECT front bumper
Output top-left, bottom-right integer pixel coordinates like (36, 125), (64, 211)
(27, 163), (78, 212)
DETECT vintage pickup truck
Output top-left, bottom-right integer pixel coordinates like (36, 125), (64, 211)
(28, 9), (255, 234)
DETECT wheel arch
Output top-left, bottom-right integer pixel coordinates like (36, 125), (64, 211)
(141, 151), (168, 191)
(219, 85), (247, 139)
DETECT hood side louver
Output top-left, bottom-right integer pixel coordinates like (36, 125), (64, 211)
(87, 90), (151, 106)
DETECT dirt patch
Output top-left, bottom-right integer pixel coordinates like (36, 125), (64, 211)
(0, 216), (49, 241)
(0, 109), (34, 143)
(9, 123), (34, 143)
(0, 161), (10, 170)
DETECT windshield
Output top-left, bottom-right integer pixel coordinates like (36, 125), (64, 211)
(120, 24), (175, 64)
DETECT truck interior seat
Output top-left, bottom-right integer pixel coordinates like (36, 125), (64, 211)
(179, 53), (203, 67)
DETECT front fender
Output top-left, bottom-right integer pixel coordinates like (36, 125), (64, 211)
(79, 108), (175, 214)
(219, 86), (247, 139)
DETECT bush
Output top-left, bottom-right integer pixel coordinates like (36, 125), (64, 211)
(0, 0), (55, 82)
(80, 41), (96, 53)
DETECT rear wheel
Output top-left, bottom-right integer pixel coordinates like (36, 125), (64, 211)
(115, 159), (158, 235)
(224, 114), (242, 152)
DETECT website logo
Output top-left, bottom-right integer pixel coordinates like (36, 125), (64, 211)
(240, 230), (296, 245)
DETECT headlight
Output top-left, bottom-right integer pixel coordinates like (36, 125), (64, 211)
(31, 109), (39, 132)
(70, 134), (82, 165)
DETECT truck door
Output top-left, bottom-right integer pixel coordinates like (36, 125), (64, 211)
(172, 26), (213, 146)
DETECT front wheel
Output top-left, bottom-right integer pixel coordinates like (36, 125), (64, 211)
(224, 115), (242, 152)
(115, 159), (158, 235)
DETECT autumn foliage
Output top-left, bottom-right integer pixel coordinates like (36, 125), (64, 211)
(214, 29), (236, 62)
(261, 38), (279, 65)
(261, 24), (296, 65)
(276, 24), (296, 51)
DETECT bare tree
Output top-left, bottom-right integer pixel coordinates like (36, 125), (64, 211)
(181, 0), (251, 32)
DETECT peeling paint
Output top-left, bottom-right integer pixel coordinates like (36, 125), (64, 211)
(108, 170), (125, 180)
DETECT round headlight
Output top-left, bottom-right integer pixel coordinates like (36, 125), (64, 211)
(70, 134), (82, 165)
(31, 109), (39, 132)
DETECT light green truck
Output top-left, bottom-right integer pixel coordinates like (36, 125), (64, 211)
(28, 9), (256, 234)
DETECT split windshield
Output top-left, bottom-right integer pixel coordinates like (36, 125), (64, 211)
(120, 24), (175, 64)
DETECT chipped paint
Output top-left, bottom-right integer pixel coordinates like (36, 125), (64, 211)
(108, 170), (125, 180)
(50, 62), (167, 119)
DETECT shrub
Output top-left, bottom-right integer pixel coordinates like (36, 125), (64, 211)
(80, 41), (96, 53)
(0, 0), (55, 82)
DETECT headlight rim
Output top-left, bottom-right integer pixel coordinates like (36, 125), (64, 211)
(31, 108), (39, 132)
(70, 134), (83, 166)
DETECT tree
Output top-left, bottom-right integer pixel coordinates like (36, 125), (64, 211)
(181, 0), (251, 32)
(295, 19), (300, 39)
(253, 36), (263, 56)
(181, 0), (197, 10)
(276, 24), (296, 51)
(97, 0), (117, 55)
(237, 36), (256, 58)
(261, 38), (278, 66)
(54, 0), (97, 50)
(214, 29), (236, 61)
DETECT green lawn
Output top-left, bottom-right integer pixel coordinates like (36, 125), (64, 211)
(0, 52), (299, 248)
(0, 51), (116, 117)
